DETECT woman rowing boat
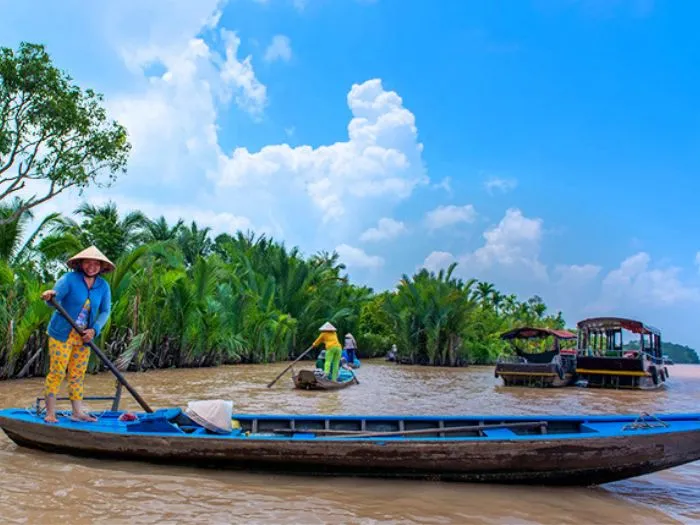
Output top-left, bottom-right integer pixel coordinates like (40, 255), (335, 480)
(40, 246), (114, 424)
(310, 322), (342, 381)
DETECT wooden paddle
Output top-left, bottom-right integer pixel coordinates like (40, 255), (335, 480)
(49, 298), (153, 413)
(266, 345), (314, 388)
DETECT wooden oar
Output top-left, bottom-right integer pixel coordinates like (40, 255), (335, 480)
(272, 420), (548, 438)
(266, 345), (314, 388)
(49, 298), (153, 413)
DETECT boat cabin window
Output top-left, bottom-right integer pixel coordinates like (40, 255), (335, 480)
(508, 334), (574, 355)
(579, 328), (643, 358)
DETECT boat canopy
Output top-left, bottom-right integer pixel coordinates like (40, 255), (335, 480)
(500, 327), (576, 341)
(576, 317), (661, 336)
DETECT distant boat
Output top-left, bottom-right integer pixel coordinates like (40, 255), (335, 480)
(293, 369), (358, 390)
(576, 317), (669, 390)
(495, 327), (577, 388)
(663, 355), (675, 365)
(1, 408), (699, 486)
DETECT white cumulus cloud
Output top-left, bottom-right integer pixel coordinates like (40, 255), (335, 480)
(108, 20), (267, 183)
(219, 29), (268, 115)
(335, 244), (384, 269)
(421, 251), (457, 273)
(425, 204), (477, 231)
(264, 35), (292, 63)
(459, 208), (547, 281)
(592, 252), (700, 311)
(554, 264), (602, 289)
(213, 78), (427, 221)
(360, 218), (407, 242)
(485, 176), (517, 194)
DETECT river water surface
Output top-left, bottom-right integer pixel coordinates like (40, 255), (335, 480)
(0, 361), (698, 524)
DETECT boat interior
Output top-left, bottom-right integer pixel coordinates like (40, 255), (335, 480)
(7, 406), (697, 440)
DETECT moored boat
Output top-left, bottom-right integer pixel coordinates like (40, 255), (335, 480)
(293, 368), (358, 390)
(576, 317), (669, 390)
(0, 407), (698, 485)
(495, 327), (577, 388)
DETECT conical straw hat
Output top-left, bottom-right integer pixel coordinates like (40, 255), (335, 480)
(66, 245), (116, 273)
(185, 400), (233, 434)
(319, 321), (336, 332)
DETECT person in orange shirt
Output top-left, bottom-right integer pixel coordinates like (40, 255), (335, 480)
(311, 322), (342, 381)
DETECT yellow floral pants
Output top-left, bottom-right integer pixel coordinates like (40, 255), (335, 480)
(45, 330), (91, 401)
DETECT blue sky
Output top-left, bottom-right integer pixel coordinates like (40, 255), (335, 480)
(3, 0), (700, 349)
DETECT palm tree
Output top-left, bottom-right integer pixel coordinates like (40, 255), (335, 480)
(178, 221), (212, 267)
(73, 202), (147, 261)
(144, 216), (183, 242)
(0, 199), (61, 265)
(475, 281), (496, 306)
(384, 264), (478, 366)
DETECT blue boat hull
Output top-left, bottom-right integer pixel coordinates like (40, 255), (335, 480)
(0, 409), (699, 485)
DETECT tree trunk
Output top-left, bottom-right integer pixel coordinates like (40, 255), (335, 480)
(16, 345), (43, 378)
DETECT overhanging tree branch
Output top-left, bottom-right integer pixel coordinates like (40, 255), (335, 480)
(0, 42), (131, 226)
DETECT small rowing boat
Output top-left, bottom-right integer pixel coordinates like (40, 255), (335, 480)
(0, 408), (698, 485)
(495, 327), (577, 388)
(293, 369), (358, 390)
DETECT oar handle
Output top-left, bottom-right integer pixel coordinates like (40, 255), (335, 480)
(49, 298), (153, 413)
(267, 345), (314, 388)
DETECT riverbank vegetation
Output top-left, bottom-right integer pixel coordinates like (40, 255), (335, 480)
(0, 199), (570, 378)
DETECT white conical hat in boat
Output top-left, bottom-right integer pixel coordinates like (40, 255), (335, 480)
(185, 400), (233, 434)
(66, 245), (116, 273)
(319, 322), (336, 332)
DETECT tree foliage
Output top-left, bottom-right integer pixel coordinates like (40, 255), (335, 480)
(0, 42), (130, 225)
(0, 201), (577, 378)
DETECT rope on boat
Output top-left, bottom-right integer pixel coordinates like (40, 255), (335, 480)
(622, 412), (669, 431)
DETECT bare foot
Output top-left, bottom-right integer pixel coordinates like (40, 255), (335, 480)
(70, 412), (97, 422)
(44, 414), (58, 424)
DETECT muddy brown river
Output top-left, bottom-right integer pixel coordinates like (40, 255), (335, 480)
(0, 361), (698, 524)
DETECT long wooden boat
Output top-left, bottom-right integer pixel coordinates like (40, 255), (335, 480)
(576, 317), (669, 390)
(0, 408), (698, 485)
(293, 369), (358, 390)
(495, 327), (577, 388)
